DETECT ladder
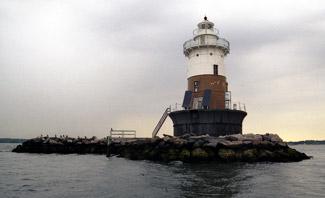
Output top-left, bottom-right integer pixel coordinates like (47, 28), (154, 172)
(152, 107), (171, 138)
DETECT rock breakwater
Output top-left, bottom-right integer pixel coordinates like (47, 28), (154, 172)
(107, 133), (310, 162)
(12, 133), (310, 162)
(12, 136), (107, 154)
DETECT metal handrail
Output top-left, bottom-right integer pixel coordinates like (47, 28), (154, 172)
(152, 107), (171, 138)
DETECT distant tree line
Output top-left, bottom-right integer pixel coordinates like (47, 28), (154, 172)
(287, 140), (325, 145)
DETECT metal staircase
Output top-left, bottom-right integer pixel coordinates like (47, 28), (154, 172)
(152, 107), (171, 138)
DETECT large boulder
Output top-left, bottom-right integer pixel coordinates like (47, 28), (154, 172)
(242, 149), (258, 162)
(218, 148), (236, 161)
(179, 149), (191, 161)
(191, 148), (209, 161)
(262, 133), (283, 143)
(243, 134), (263, 141)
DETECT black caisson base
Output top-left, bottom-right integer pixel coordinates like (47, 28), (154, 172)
(169, 109), (247, 137)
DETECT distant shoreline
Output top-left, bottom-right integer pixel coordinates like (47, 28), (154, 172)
(0, 138), (27, 143)
(287, 140), (325, 145)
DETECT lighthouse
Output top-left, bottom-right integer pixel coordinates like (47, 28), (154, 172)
(168, 17), (247, 137)
(184, 16), (230, 110)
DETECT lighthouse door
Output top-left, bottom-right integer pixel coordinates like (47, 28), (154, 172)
(213, 64), (218, 75)
(193, 97), (203, 109)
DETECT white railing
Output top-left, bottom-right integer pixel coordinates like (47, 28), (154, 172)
(228, 102), (246, 112)
(171, 103), (183, 112)
(183, 38), (230, 55)
(170, 102), (246, 112)
(193, 28), (219, 36)
(109, 128), (136, 138)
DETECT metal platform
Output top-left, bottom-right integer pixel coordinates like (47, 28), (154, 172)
(183, 37), (230, 56)
(169, 109), (247, 137)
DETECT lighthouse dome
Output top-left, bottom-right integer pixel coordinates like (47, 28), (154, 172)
(197, 17), (215, 29)
(193, 17), (219, 39)
(183, 17), (229, 57)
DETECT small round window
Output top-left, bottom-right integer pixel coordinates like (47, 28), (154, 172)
(196, 54), (199, 57)
(210, 53), (213, 56)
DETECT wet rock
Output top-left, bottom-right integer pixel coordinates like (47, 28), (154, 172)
(228, 134), (245, 141)
(179, 149), (191, 161)
(193, 139), (205, 148)
(257, 149), (273, 161)
(160, 148), (179, 161)
(242, 149), (258, 162)
(204, 141), (218, 148)
(12, 136), (108, 154)
(191, 148), (209, 161)
(226, 141), (244, 149)
(262, 133), (283, 143)
(224, 135), (238, 141)
(218, 148), (236, 161)
(243, 133), (263, 141)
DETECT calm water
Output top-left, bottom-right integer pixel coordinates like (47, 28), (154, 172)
(0, 144), (324, 198)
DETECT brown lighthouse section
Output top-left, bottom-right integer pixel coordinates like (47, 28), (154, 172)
(188, 74), (227, 109)
(168, 17), (247, 137)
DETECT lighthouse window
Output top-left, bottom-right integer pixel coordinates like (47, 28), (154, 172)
(200, 35), (205, 45)
(194, 81), (199, 92)
(213, 64), (218, 75)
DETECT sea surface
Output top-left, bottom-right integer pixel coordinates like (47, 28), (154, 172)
(0, 144), (324, 198)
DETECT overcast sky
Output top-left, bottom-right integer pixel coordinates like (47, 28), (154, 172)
(1, 0), (325, 141)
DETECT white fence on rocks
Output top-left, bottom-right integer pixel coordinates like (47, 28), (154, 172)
(109, 128), (136, 139)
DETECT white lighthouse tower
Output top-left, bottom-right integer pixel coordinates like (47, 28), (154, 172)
(168, 17), (247, 137)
